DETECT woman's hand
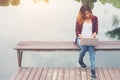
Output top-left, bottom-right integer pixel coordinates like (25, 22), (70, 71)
(78, 34), (84, 39)
(91, 32), (97, 38)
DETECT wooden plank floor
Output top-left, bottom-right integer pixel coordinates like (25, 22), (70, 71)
(10, 67), (120, 80)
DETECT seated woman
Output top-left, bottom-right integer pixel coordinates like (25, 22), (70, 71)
(75, 3), (98, 78)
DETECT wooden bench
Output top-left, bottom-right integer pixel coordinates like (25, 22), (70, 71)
(14, 41), (120, 67)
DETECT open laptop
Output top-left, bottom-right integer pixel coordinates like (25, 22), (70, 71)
(80, 38), (98, 46)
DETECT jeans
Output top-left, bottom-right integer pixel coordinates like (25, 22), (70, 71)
(77, 37), (95, 70)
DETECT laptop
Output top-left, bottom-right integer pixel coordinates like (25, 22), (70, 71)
(80, 38), (98, 46)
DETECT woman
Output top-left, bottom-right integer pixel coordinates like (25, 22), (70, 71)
(75, 4), (98, 78)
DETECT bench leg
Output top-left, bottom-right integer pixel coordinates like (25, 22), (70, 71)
(17, 50), (23, 67)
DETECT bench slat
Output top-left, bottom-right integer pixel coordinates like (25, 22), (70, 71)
(18, 41), (120, 45)
(15, 41), (120, 50)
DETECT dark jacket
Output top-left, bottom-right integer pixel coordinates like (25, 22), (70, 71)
(75, 15), (98, 44)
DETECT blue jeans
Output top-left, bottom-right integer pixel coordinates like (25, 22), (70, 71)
(77, 37), (95, 70)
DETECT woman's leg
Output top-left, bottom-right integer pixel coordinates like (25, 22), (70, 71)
(79, 46), (88, 64)
(76, 37), (88, 67)
(88, 46), (96, 78)
(88, 46), (95, 69)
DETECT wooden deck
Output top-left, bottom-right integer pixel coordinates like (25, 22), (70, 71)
(10, 67), (120, 80)
(11, 41), (120, 80)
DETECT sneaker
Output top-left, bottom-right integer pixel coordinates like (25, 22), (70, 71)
(80, 63), (87, 68)
(91, 69), (96, 78)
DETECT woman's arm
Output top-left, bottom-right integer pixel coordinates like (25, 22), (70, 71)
(91, 32), (97, 38)
(76, 22), (82, 37)
(91, 16), (98, 38)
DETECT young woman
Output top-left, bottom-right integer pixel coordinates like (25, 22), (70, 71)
(75, 4), (98, 78)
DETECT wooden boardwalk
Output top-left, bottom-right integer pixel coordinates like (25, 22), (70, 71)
(11, 41), (120, 80)
(10, 67), (120, 80)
